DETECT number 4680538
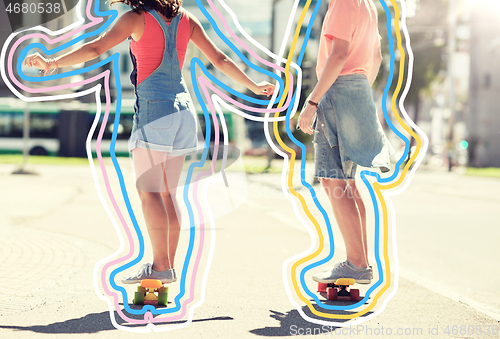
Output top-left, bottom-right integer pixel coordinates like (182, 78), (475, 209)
(6, 2), (61, 14)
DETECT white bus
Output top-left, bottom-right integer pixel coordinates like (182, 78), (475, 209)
(0, 99), (134, 157)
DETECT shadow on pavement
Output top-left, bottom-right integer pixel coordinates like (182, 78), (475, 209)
(0, 310), (233, 334)
(250, 304), (371, 337)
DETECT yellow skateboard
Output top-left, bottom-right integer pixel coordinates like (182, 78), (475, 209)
(317, 278), (360, 301)
(133, 279), (169, 306)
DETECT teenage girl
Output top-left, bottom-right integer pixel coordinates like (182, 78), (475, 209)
(25, 0), (275, 283)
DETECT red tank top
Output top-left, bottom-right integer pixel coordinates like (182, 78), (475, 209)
(130, 10), (190, 85)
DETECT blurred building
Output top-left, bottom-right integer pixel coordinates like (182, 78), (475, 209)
(468, 1), (500, 167)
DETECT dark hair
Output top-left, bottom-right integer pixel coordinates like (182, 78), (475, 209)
(109, 0), (182, 19)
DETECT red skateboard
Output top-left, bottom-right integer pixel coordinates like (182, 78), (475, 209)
(317, 278), (360, 301)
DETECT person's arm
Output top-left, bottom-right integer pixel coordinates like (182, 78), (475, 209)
(298, 37), (349, 135)
(309, 37), (349, 103)
(187, 12), (274, 96)
(25, 11), (142, 71)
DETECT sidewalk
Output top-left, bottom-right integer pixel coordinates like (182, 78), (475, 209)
(0, 160), (498, 338)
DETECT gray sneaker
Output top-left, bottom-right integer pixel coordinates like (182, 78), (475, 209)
(121, 263), (177, 284)
(322, 264), (373, 280)
(312, 261), (371, 284)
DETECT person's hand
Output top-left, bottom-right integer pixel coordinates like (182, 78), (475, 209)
(24, 52), (49, 70)
(252, 81), (275, 97)
(24, 52), (58, 75)
(297, 102), (316, 135)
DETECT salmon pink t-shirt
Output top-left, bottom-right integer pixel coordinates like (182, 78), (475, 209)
(131, 10), (190, 85)
(316, 0), (381, 79)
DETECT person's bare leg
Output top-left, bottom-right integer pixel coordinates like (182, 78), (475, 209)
(349, 179), (368, 265)
(137, 190), (172, 271)
(322, 178), (367, 268)
(159, 155), (185, 270)
(136, 155), (185, 272)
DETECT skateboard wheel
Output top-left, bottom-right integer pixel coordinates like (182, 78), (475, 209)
(137, 286), (147, 294)
(158, 293), (168, 306)
(327, 287), (338, 301)
(134, 291), (145, 305)
(350, 289), (360, 301)
(318, 283), (328, 293)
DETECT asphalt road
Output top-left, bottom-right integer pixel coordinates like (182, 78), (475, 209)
(0, 159), (498, 338)
(243, 162), (500, 321)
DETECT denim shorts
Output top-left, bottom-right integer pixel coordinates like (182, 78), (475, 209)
(314, 120), (357, 179)
(128, 95), (198, 156)
(313, 73), (390, 179)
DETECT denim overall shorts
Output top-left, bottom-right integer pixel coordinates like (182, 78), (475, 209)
(313, 74), (394, 179)
(128, 9), (198, 156)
